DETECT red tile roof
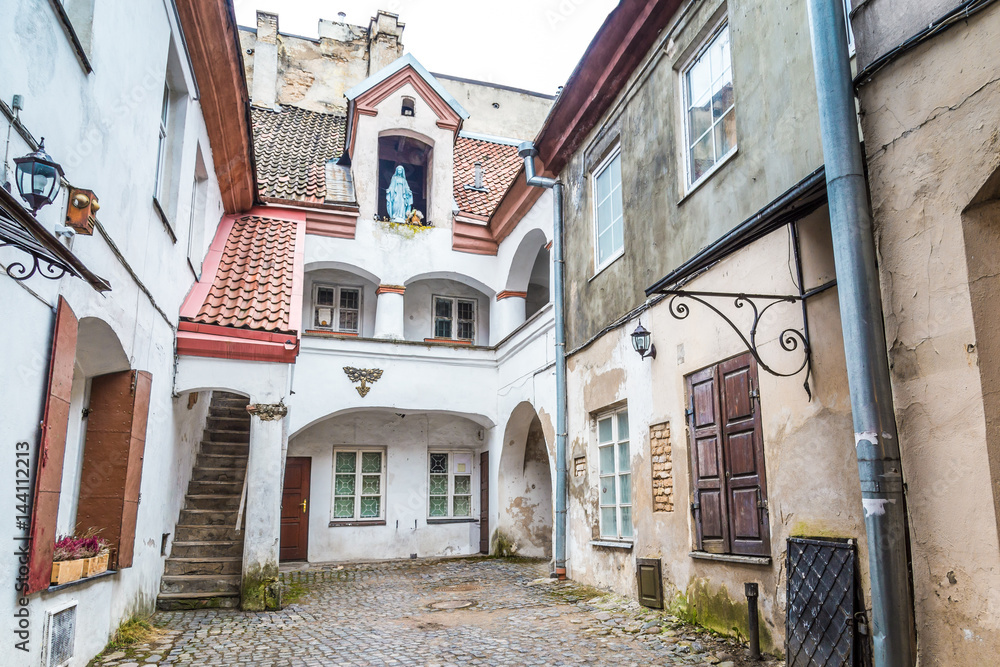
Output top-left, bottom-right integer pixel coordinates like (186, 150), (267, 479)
(453, 136), (522, 218)
(188, 215), (298, 333)
(251, 106), (347, 204)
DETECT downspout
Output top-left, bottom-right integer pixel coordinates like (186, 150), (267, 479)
(517, 141), (568, 579)
(805, 2), (916, 665)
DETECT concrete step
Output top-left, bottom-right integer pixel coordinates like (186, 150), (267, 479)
(201, 441), (249, 456)
(191, 467), (245, 483)
(156, 592), (241, 611)
(204, 428), (252, 443)
(196, 452), (248, 469)
(207, 416), (250, 432)
(164, 556), (242, 576)
(170, 540), (243, 558)
(174, 524), (242, 542)
(179, 509), (239, 526)
(185, 494), (242, 511)
(160, 574), (241, 595)
(187, 480), (243, 496)
(209, 405), (251, 419)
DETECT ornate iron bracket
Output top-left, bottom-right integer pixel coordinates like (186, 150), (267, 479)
(344, 367), (383, 398)
(0, 240), (72, 281)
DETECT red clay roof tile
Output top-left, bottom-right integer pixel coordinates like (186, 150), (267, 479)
(188, 215), (298, 333)
(453, 136), (523, 219)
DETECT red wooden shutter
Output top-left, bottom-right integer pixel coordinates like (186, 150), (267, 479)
(75, 370), (152, 569)
(719, 354), (770, 556)
(119, 370), (151, 568)
(686, 365), (729, 553)
(27, 297), (79, 594)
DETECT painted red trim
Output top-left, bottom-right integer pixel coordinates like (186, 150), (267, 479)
(349, 65), (463, 155)
(288, 217), (306, 336)
(496, 291), (528, 301)
(424, 337), (474, 346)
(455, 212), (490, 224)
(176, 330), (297, 363)
(305, 210), (359, 239)
(545, 240), (553, 251)
(304, 330), (359, 337)
(452, 217), (498, 256)
(178, 320), (294, 343)
(376, 284), (406, 295)
(179, 215), (236, 320)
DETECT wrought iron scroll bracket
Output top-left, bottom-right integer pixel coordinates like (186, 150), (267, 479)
(0, 240), (71, 282)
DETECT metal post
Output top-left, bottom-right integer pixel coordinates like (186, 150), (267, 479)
(744, 582), (761, 660)
(517, 142), (567, 578)
(805, 1), (916, 665)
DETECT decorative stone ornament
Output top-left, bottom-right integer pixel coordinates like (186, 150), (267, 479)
(344, 367), (383, 397)
(246, 401), (288, 421)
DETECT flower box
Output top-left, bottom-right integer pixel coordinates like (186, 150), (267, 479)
(82, 552), (109, 578)
(51, 558), (84, 586)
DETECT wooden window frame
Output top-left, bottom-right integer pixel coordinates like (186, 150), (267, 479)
(312, 283), (362, 334)
(685, 352), (770, 557)
(680, 20), (737, 192)
(427, 451), (475, 519)
(596, 407), (632, 541)
(432, 295), (477, 342)
(591, 147), (625, 273)
(331, 448), (385, 522)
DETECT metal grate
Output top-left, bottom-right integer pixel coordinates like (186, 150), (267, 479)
(44, 602), (76, 667)
(786, 537), (857, 666)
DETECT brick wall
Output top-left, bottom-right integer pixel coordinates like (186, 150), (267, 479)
(650, 422), (673, 512)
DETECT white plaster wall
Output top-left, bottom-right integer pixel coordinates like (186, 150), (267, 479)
(301, 268), (377, 336)
(288, 412), (484, 561)
(0, 1), (231, 664)
(403, 278), (490, 345)
(436, 75), (555, 141)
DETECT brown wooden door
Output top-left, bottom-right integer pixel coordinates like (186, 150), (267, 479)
(687, 364), (728, 554)
(479, 451), (489, 554)
(281, 457), (311, 561)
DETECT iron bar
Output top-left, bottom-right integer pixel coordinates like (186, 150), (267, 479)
(806, 0), (916, 664)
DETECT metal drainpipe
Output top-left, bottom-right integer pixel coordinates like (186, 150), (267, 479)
(517, 141), (568, 579)
(805, 1), (915, 665)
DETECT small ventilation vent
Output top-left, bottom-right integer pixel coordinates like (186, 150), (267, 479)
(44, 602), (77, 667)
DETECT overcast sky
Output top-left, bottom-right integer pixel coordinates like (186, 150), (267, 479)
(233, 0), (620, 95)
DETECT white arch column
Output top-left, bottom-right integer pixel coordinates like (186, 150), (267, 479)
(373, 285), (406, 339)
(492, 290), (527, 344)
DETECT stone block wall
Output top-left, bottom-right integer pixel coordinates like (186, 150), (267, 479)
(650, 422), (673, 512)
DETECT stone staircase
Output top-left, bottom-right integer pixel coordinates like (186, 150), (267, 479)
(157, 392), (250, 610)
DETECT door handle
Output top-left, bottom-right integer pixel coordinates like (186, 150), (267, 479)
(301, 499), (308, 513)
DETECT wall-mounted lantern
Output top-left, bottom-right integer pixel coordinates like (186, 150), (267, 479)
(65, 187), (99, 235)
(631, 320), (656, 360)
(14, 138), (64, 214)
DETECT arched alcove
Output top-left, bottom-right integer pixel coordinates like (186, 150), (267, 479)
(497, 401), (553, 558)
(378, 133), (433, 221)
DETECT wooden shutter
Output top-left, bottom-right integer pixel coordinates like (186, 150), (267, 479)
(26, 297), (79, 594)
(686, 365), (729, 553)
(719, 354), (770, 556)
(75, 370), (152, 569)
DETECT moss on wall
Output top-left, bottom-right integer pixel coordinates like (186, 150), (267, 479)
(670, 578), (776, 655)
(241, 563), (281, 611)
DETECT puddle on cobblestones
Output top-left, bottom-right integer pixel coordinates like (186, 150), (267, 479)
(428, 599), (476, 609)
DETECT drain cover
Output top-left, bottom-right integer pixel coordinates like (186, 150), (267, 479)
(428, 599), (475, 610)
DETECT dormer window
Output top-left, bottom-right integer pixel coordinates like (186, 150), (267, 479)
(401, 97), (415, 117)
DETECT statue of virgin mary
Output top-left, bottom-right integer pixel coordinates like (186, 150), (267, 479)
(386, 165), (413, 222)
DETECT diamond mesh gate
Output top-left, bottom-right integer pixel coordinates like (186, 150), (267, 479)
(786, 537), (858, 666)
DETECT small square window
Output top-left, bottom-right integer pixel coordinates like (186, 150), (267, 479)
(313, 284), (361, 334)
(432, 296), (476, 342)
(683, 23), (736, 188)
(428, 452), (474, 519)
(332, 449), (385, 521)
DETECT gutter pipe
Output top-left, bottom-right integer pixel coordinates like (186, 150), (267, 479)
(518, 141), (567, 579)
(806, 1), (915, 665)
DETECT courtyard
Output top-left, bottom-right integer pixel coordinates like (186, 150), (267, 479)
(90, 558), (775, 666)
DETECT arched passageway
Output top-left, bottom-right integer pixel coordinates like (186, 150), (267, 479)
(497, 402), (553, 558)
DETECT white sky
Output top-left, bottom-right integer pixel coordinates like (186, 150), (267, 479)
(233, 0), (620, 95)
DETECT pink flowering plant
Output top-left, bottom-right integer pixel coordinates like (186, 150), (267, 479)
(52, 530), (110, 562)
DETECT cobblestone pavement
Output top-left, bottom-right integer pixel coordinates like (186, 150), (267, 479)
(91, 558), (779, 666)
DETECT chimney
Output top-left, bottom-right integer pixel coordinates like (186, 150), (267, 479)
(367, 10), (404, 75)
(251, 11), (279, 108)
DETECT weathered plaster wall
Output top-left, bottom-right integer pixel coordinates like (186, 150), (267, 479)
(435, 74), (555, 140)
(498, 406), (554, 558)
(853, 3), (1000, 660)
(565, 213), (862, 652)
(560, 0), (824, 350)
(288, 411), (484, 561)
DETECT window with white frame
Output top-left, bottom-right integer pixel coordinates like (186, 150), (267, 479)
(186, 146), (209, 277)
(433, 296), (476, 341)
(313, 284), (361, 333)
(428, 452), (474, 518)
(843, 0), (855, 54)
(683, 23), (736, 187)
(155, 82), (170, 202)
(593, 149), (624, 270)
(332, 449), (385, 521)
(597, 408), (632, 540)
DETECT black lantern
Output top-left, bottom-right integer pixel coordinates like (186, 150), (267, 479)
(631, 320), (656, 359)
(14, 138), (64, 214)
